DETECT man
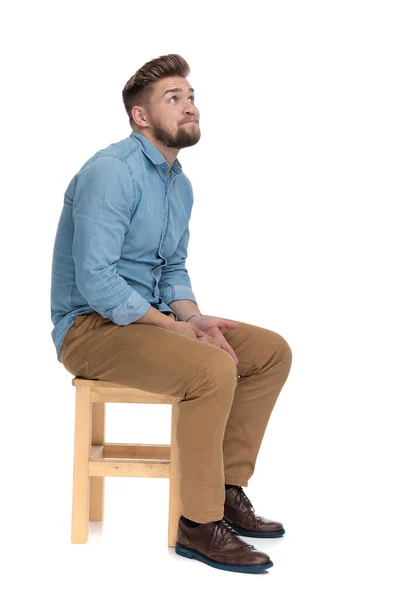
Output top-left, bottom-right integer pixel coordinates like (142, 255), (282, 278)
(50, 53), (292, 574)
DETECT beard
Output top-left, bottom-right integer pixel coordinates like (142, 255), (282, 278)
(151, 121), (201, 149)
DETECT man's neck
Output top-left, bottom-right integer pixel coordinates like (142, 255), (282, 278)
(138, 130), (179, 169)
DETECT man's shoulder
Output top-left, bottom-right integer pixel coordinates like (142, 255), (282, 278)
(72, 133), (141, 176)
(89, 132), (140, 167)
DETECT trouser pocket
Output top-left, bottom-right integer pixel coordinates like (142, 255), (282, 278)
(75, 312), (99, 328)
(74, 312), (111, 332)
(62, 312), (110, 352)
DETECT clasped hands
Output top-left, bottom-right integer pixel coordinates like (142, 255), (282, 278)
(188, 314), (239, 366)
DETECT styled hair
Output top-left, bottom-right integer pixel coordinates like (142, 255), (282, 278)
(122, 53), (190, 130)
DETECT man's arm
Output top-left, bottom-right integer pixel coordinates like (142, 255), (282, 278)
(159, 223), (201, 321)
(72, 155), (164, 326)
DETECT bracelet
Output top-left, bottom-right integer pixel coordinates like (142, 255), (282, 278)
(186, 314), (200, 322)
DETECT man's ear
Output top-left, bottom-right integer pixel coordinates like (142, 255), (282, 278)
(132, 106), (147, 128)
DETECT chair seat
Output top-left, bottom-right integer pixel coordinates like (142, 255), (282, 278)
(72, 376), (180, 404)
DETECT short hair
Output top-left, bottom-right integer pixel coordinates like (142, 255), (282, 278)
(122, 53), (190, 130)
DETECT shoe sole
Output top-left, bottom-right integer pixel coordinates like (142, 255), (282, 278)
(175, 543), (273, 573)
(224, 518), (285, 538)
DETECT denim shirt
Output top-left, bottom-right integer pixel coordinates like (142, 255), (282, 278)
(50, 130), (198, 362)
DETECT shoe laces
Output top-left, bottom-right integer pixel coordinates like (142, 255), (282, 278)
(210, 518), (238, 545)
(234, 487), (267, 525)
(235, 486), (255, 512)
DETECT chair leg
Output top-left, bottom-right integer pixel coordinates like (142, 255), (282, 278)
(168, 400), (183, 547)
(71, 386), (92, 543)
(89, 402), (105, 521)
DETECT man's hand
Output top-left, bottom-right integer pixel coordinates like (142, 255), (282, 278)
(188, 315), (239, 366)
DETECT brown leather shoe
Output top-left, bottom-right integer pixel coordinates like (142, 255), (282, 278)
(175, 516), (273, 573)
(224, 486), (285, 538)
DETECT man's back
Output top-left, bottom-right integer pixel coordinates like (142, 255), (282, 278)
(50, 129), (197, 362)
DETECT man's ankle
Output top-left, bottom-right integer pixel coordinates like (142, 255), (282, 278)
(181, 515), (201, 527)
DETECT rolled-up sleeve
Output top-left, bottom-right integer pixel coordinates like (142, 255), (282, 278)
(72, 155), (152, 325)
(158, 223), (198, 306)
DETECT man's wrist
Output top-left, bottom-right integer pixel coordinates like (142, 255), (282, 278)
(168, 299), (202, 322)
(186, 313), (202, 322)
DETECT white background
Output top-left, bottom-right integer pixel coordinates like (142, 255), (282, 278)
(1, 0), (399, 597)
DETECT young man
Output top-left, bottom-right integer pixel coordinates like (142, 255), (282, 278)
(50, 53), (292, 574)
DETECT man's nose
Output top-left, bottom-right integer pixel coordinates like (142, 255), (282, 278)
(184, 100), (196, 113)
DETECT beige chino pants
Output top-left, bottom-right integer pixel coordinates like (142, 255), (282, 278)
(60, 311), (292, 523)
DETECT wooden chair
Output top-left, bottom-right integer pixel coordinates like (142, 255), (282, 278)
(70, 376), (182, 545)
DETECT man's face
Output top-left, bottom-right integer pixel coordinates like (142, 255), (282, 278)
(144, 76), (201, 149)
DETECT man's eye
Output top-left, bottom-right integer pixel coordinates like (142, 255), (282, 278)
(169, 96), (195, 102)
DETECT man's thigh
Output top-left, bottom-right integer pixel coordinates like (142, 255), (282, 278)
(59, 311), (234, 397)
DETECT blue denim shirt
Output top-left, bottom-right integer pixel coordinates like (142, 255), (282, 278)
(50, 130), (198, 362)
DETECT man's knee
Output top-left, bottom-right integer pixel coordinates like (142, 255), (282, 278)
(202, 346), (238, 383)
(276, 333), (292, 362)
(271, 332), (292, 375)
(260, 329), (292, 366)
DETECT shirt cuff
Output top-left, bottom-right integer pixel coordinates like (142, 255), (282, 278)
(111, 289), (152, 325)
(160, 284), (197, 306)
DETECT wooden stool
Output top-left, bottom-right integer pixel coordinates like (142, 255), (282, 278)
(70, 376), (183, 545)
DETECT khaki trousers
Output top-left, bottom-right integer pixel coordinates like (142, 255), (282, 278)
(59, 311), (292, 523)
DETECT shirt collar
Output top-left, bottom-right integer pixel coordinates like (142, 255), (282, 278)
(130, 130), (182, 175)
